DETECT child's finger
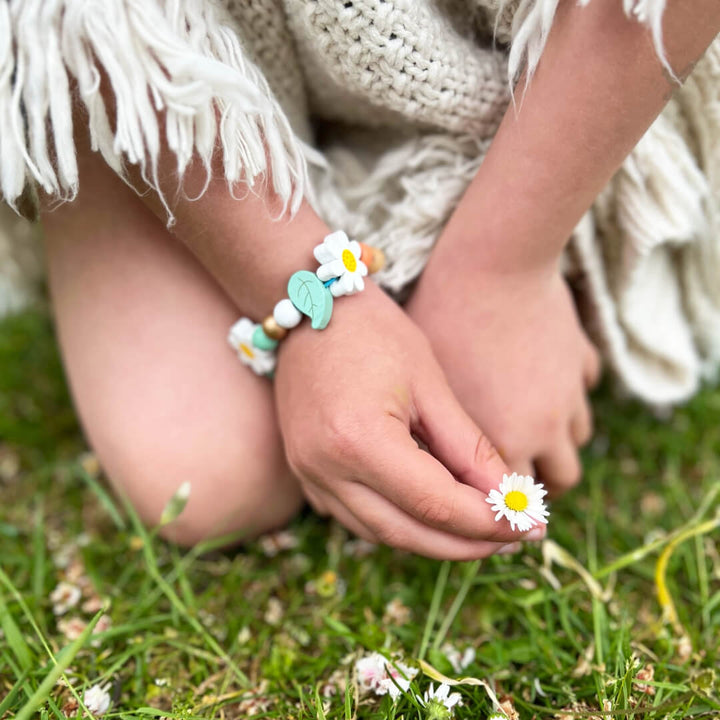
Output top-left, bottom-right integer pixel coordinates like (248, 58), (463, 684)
(583, 340), (602, 389)
(322, 482), (522, 560)
(359, 419), (543, 543)
(535, 439), (582, 493)
(570, 396), (593, 447)
(411, 369), (511, 493)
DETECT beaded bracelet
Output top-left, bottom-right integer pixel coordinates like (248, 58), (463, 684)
(228, 231), (385, 376)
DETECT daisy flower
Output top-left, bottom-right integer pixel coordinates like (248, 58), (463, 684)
(355, 651), (417, 698)
(419, 683), (463, 719)
(313, 230), (368, 297)
(50, 581), (81, 615)
(441, 643), (475, 673)
(258, 529), (299, 557)
(57, 616), (87, 641)
(486, 473), (549, 532)
(83, 682), (112, 717)
(228, 318), (276, 376)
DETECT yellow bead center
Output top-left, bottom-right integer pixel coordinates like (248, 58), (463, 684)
(505, 490), (528, 512)
(342, 248), (357, 273)
(240, 343), (255, 359)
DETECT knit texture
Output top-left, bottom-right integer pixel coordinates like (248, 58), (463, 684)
(1, 0), (719, 405)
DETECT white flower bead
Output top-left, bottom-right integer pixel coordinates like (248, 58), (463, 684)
(273, 298), (302, 329)
(228, 318), (276, 376)
(313, 230), (368, 297)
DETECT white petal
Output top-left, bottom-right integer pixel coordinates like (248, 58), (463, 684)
(317, 259), (345, 281)
(228, 318), (254, 348)
(330, 278), (347, 297)
(330, 272), (355, 297)
(446, 692), (463, 709)
(314, 244), (337, 264)
(348, 239), (362, 258)
(357, 260), (369, 277)
(352, 274), (365, 293)
(250, 349), (276, 376)
(325, 230), (349, 254)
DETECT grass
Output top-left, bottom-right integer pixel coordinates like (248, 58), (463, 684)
(0, 307), (719, 719)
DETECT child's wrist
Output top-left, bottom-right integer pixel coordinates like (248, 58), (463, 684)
(227, 230), (386, 377)
(424, 218), (561, 293)
(222, 204), (332, 318)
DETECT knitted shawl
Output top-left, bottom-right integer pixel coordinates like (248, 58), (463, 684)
(1, 0), (719, 405)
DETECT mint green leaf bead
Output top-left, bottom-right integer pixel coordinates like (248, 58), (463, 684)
(287, 270), (333, 330)
(252, 325), (279, 351)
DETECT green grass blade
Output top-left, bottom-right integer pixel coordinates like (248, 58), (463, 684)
(0, 582), (33, 671)
(14, 612), (102, 720)
(418, 560), (450, 661)
(0, 666), (31, 714)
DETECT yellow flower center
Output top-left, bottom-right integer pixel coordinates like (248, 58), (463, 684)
(239, 343), (255, 359)
(505, 490), (528, 512)
(341, 248), (357, 273)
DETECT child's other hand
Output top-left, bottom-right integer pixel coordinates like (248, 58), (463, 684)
(406, 267), (600, 496)
(274, 283), (545, 560)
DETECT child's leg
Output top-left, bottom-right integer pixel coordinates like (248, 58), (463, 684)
(41, 153), (303, 546)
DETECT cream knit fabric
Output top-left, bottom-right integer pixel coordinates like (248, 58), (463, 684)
(1, 0), (719, 406)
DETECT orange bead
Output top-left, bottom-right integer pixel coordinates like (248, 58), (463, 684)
(359, 243), (386, 274)
(367, 247), (386, 274)
(359, 242), (373, 267)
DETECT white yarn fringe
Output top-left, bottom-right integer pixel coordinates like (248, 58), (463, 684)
(610, 113), (708, 261)
(507, 0), (671, 91)
(0, 0), (309, 220)
(675, 41), (720, 379)
(579, 110), (709, 405)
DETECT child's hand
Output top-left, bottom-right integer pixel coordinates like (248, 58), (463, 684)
(274, 283), (546, 559)
(406, 266), (600, 495)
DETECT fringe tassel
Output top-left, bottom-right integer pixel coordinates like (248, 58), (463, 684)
(506, 0), (672, 90)
(0, 0), (308, 220)
(609, 113), (708, 262)
(675, 40), (720, 377)
(571, 103), (711, 404)
(571, 212), (701, 406)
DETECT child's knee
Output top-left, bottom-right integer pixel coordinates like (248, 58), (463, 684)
(99, 430), (304, 547)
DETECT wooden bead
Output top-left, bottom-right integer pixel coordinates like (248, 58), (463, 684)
(359, 243), (386, 274)
(368, 247), (386, 274)
(359, 242), (373, 267)
(262, 316), (288, 341)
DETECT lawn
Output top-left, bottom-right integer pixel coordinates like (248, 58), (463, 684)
(0, 308), (718, 719)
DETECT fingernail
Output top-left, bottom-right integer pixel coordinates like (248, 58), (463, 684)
(497, 542), (522, 555)
(525, 527), (546, 541)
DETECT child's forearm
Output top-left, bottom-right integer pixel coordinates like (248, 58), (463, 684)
(146, 175), (330, 320)
(433, 0), (720, 277)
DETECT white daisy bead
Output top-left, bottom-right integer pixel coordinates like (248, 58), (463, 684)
(228, 318), (276, 376)
(313, 230), (368, 297)
(273, 298), (302, 329)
